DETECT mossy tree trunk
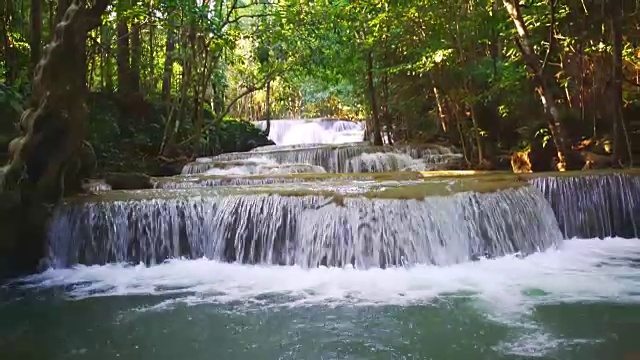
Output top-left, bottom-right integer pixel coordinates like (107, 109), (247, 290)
(0, 0), (108, 277)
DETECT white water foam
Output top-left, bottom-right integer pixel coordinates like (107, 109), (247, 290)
(256, 119), (365, 145)
(347, 152), (433, 172)
(202, 157), (326, 176)
(19, 238), (640, 309)
(13, 238), (640, 357)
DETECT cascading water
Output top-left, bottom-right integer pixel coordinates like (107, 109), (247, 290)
(46, 185), (561, 269)
(199, 157), (327, 176)
(529, 173), (640, 238)
(7, 116), (640, 359)
(6, 171), (640, 359)
(182, 143), (463, 174)
(180, 118), (462, 175)
(255, 118), (365, 145)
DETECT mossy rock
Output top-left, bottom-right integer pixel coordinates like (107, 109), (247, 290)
(67, 172), (523, 204)
(101, 172), (153, 190)
(67, 168), (640, 206)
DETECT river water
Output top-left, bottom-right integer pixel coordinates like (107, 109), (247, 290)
(2, 119), (640, 359)
(2, 238), (640, 359)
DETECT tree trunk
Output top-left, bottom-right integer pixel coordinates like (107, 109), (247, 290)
(147, 4), (154, 93)
(130, 21), (141, 94)
(161, 24), (175, 104)
(265, 79), (271, 136)
(116, 16), (131, 95)
(1, 0), (17, 85)
(54, 0), (70, 24)
(609, 0), (631, 165)
(502, 0), (577, 170)
(381, 74), (393, 144)
(366, 50), (383, 146)
(433, 87), (447, 132)
(0, 0), (108, 277)
(468, 103), (484, 163)
(30, 0), (42, 76)
(103, 25), (113, 92)
(47, 0), (54, 41)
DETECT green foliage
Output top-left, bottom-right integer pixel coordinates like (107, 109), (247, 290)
(2, 0), (639, 170)
(86, 93), (166, 172)
(207, 116), (272, 154)
(0, 83), (23, 115)
(0, 84), (23, 136)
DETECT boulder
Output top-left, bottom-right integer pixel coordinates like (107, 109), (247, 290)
(102, 172), (153, 190)
(244, 137), (276, 152)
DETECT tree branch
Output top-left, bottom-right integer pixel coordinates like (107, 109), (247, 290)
(539, 0), (556, 75)
(82, 0), (111, 31)
(226, 12), (273, 26)
(625, 77), (640, 88)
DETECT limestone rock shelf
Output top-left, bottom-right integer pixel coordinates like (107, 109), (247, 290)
(80, 169), (640, 203)
(72, 173), (527, 204)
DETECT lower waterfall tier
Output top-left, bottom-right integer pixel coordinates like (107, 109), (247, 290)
(47, 171), (640, 269)
(47, 186), (561, 268)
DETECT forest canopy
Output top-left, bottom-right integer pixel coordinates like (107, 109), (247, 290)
(1, 0), (639, 172)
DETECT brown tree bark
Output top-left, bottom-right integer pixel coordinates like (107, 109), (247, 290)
(147, 2), (155, 92)
(381, 74), (393, 144)
(116, 14), (131, 95)
(0, 0), (108, 276)
(130, 21), (141, 94)
(468, 103), (484, 163)
(161, 23), (175, 104)
(366, 50), (384, 146)
(265, 79), (271, 136)
(103, 25), (114, 92)
(30, 0), (42, 76)
(54, 0), (71, 25)
(609, 0), (631, 165)
(1, 0), (17, 85)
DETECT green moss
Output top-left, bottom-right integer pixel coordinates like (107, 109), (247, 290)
(65, 168), (640, 205)
(154, 171), (427, 186)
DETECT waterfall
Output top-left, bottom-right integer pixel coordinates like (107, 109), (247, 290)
(154, 173), (426, 189)
(182, 118), (460, 175)
(346, 152), (444, 172)
(255, 118), (365, 145)
(46, 186), (561, 269)
(182, 144), (462, 174)
(198, 157), (327, 176)
(529, 173), (640, 239)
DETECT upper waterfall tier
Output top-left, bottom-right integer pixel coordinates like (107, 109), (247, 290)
(182, 143), (463, 175)
(254, 118), (366, 145)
